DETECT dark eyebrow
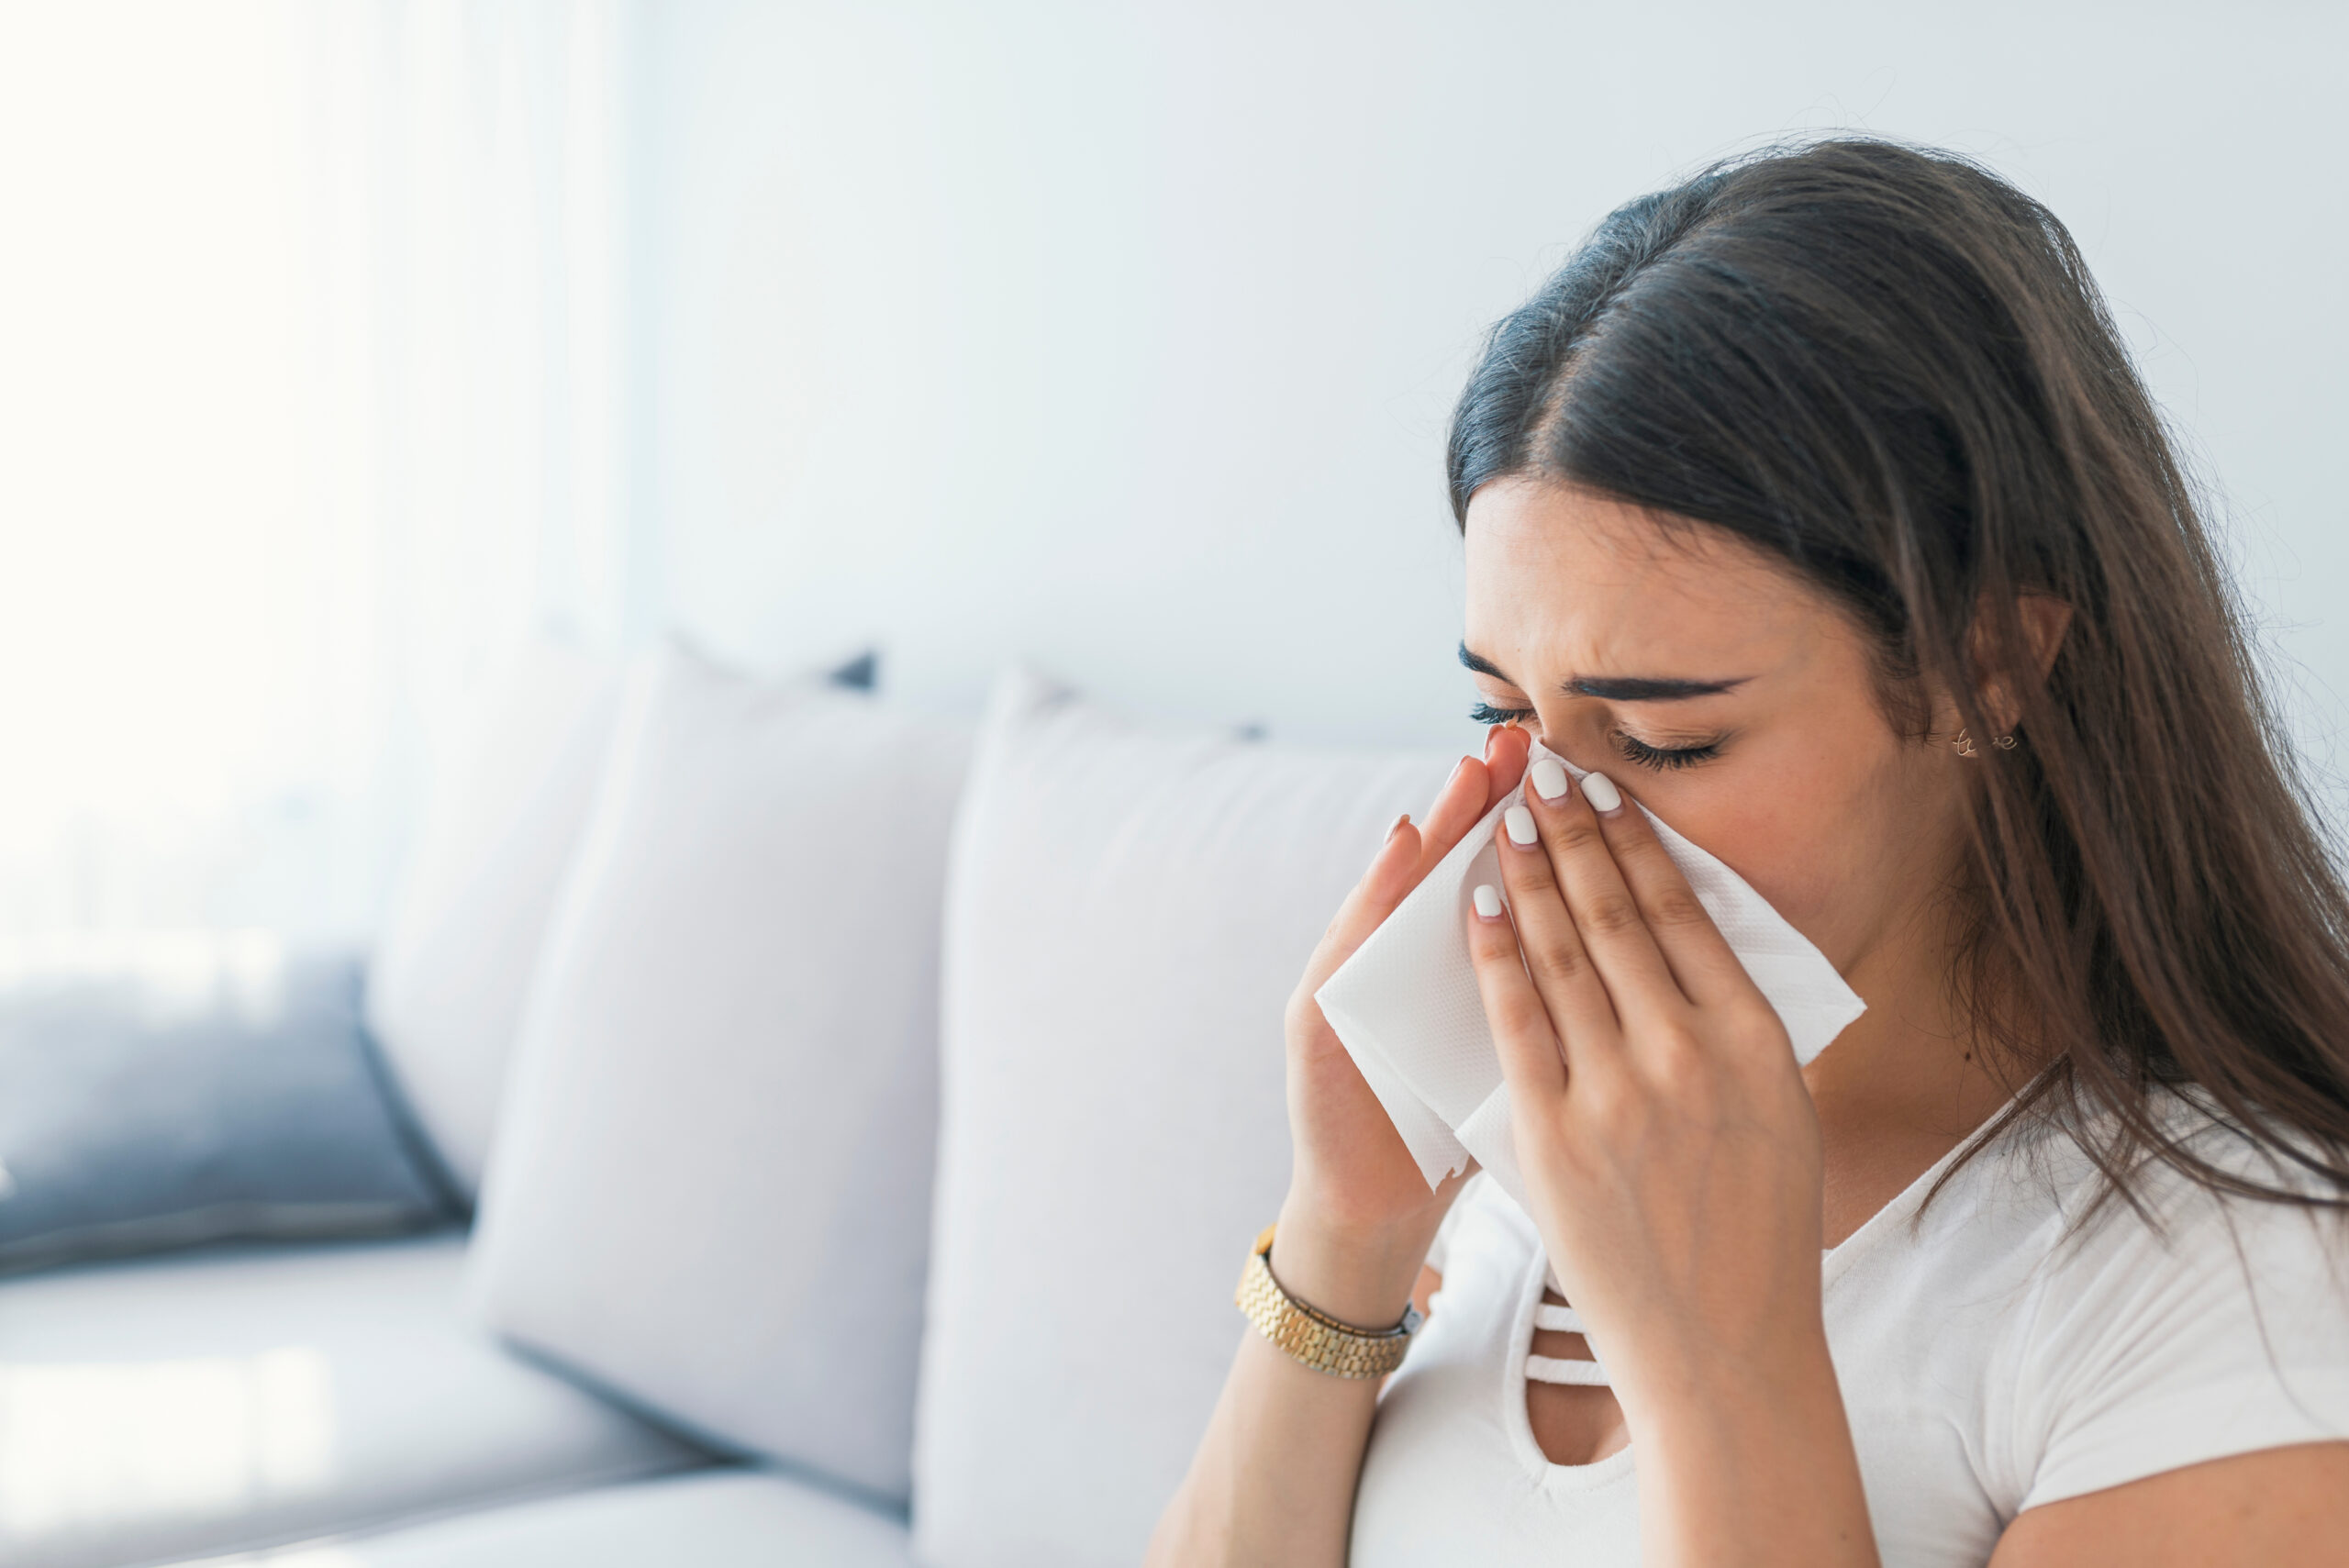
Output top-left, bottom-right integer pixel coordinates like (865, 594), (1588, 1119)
(1457, 641), (1748, 703)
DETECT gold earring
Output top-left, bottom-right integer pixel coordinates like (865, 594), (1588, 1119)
(1952, 727), (2018, 757)
(1953, 728), (1977, 757)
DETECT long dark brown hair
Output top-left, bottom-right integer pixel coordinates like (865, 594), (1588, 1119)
(1448, 137), (2349, 1216)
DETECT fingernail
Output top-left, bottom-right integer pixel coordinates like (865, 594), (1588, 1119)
(1446, 754), (1471, 788)
(1582, 772), (1622, 813)
(1473, 884), (1503, 919)
(1504, 805), (1538, 845)
(1384, 812), (1410, 844)
(1529, 758), (1569, 802)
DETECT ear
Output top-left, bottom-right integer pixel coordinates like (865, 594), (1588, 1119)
(1978, 592), (2073, 732)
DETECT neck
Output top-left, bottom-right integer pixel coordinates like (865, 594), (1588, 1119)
(1803, 883), (2032, 1243)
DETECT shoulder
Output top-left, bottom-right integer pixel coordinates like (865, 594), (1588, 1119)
(2023, 1084), (2349, 1307)
(1991, 1442), (2349, 1567)
(1994, 1085), (2349, 1513)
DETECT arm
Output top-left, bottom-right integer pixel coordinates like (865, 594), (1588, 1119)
(1989, 1443), (2349, 1565)
(1465, 762), (1878, 1567)
(1143, 1211), (1445, 1568)
(1147, 727), (1531, 1568)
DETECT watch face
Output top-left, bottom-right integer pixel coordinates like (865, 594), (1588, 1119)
(1401, 1304), (1425, 1336)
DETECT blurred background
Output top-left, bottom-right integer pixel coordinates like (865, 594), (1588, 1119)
(1, 0), (2343, 941)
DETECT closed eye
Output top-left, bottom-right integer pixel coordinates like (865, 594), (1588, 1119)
(1613, 733), (1721, 771)
(1466, 701), (1725, 772)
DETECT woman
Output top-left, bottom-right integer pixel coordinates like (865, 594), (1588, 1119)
(1147, 139), (2349, 1566)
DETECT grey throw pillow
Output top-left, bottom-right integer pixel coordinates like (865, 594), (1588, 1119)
(0, 938), (449, 1274)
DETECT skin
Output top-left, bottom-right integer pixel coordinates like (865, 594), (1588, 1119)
(1145, 479), (2349, 1567)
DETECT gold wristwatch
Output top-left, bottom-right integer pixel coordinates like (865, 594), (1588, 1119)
(1234, 1222), (1423, 1379)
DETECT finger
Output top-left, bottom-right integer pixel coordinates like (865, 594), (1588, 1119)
(1307, 735), (1523, 984)
(1413, 751), (1494, 871)
(1308, 741), (1499, 984)
(1307, 811), (1425, 973)
(1564, 767), (1756, 1008)
(1504, 766), (1685, 1019)
(1488, 803), (1626, 1054)
(1482, 723), (1531, 809)
(1464, 881), (1567, 1099)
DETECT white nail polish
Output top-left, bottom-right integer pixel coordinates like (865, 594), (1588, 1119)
(1505, 805), (1538, 845)
(1582, 772), (1622, 813)
(1530, 758), (1569, 801)
(1473, 884), (1503, 918)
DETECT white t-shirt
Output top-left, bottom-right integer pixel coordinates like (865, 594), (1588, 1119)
(1352, 1090), (2349, 1567)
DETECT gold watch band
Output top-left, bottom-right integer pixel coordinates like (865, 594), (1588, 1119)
(1234, 1222), (1422, 1379)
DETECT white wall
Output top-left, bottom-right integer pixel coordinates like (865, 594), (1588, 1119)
(632, 0), (2349, 769)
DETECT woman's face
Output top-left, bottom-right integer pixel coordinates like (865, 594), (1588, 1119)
(1461, 478), (1969, 983)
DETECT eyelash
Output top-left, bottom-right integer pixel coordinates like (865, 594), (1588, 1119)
(1466, 701), (1532, 728)
(1465, 702), (1725, 773)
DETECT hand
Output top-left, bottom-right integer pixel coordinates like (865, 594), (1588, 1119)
(1273, 723), (1531, 1321)
(1461, 756), (1831, 1426)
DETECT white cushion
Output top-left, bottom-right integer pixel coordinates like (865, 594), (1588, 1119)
(465, 643), (970, 1507)
(167, 1468), (915, 1568)
(0, 1233), (704, 1568)
(367, 639), (623, 1198)
(911, 669), (1453, 1567)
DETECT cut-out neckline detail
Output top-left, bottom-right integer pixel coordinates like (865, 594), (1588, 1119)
(1510, 1257), (1633, 1481)
(1525, 1351), (1609, 1386)
(1524, 1297), (1608, 1386)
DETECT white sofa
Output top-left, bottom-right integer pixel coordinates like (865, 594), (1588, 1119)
(0, 647), (1455, 1568)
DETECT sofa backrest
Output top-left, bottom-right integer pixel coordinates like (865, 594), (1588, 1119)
(462, 641), (969, 1506)
(913, 667), (1453, 1565)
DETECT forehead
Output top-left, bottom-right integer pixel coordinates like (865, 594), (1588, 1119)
(1461, 480), (1820, 681)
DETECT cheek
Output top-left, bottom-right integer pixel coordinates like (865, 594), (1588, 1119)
(1640, 739), (1941, 962)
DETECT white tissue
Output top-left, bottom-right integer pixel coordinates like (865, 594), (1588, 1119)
(1314, 739), (1865, 1214)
